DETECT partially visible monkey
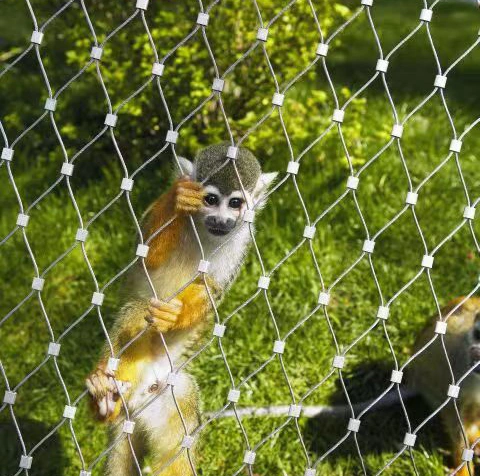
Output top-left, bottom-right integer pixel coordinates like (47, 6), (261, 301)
(408, 297), (480, 476)
(86, 143), (277, 475)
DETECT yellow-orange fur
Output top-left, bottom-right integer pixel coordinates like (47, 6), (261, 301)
(96, 280), (212, 422)
(143, 178), (200, 270)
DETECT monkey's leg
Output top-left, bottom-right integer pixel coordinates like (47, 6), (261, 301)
(105, 425), (145, 476)
(146, 399), (199, 476)
(141, 374), (200, 476)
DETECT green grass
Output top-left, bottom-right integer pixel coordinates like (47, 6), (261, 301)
(1, 1), (480, 475)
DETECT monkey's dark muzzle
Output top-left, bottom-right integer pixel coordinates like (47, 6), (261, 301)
(205, 216), (235, 236)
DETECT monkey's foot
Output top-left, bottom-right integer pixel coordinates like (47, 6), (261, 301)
(86, 369), (130, 419)
(175, 178), (204, 214)
(146, 298), (183, 332)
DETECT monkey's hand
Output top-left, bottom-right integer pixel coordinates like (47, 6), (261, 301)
(85, 368), (131, 420)
(174, 178), (204, 214)
(146, 297), (183, 332)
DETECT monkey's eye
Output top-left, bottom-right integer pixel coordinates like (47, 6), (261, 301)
(229, 197), (243, 209)
(148, 383), (159, 393)
(204, 194), (219, 206)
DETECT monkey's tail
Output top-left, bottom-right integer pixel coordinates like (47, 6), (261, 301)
(207, 388), (417, 419)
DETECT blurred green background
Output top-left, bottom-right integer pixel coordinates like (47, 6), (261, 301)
(1, 0), (480, 474)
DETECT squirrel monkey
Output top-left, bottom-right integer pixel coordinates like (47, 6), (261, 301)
(85, 143), (277, 476)
(408, 297), (480, 476)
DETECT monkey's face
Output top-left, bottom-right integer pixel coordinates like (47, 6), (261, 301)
(178, 146), (277, 243)
(470, 314), (480, 373)
(197, 185), (247, 238)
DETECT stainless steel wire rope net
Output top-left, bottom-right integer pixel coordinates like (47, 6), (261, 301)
(1, 0), (480, 475)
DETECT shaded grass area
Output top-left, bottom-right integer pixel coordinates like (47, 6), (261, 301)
(1, 1), (480, 475)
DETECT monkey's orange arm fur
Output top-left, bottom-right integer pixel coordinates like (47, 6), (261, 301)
(143, 178), (202, 270)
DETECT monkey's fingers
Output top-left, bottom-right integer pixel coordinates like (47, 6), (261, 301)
(97, 396), (108, 418)
(147, 307), (180, 328)
(177, 175), (192, 183)
(97, 393), (115, 418)
(151, 321), (175, 333)
(175, 189), (205, 210)
(176, 204), (203, 214)
(176, 196), (203, 213)
(177, 188), (204, 201)
(86, 371), (114, 398)
(106, 392), (117, 416)
(176, 179), (203, 191)
(107, 377), (131, 395)
(85, 377), (98, 397)
(146, 314), (178, 332)
(146, 299), (183, 331)
(148, 309), (179, 322)
(149, 297), (182, 312)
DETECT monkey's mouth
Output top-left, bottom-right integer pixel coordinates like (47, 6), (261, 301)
(207, 227), (230, 236)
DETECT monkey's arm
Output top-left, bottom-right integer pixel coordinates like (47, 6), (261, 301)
(143, 178), (204, 270)
(110, 300), (152, 350)
(89, 300), (151, 370)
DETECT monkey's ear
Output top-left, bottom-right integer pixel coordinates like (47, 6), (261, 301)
(252, 172), (278, 207)
(176, 156), (195, 178)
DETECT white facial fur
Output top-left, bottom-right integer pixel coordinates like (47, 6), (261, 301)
(196, 185), (249, 238)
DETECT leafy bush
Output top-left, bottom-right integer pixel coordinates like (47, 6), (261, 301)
(1, 0), (364, 184)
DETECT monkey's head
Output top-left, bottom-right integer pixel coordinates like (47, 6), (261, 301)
(178, 143), (277, 241)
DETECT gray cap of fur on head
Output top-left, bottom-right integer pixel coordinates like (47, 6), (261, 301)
(195, 143), (261, 195)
